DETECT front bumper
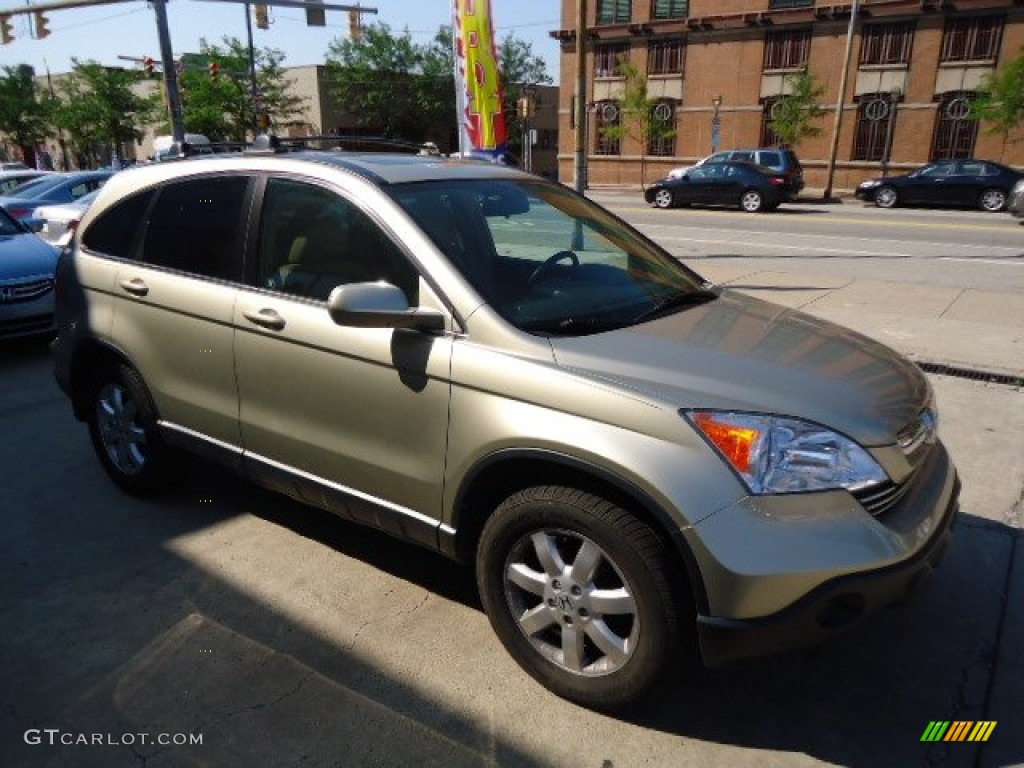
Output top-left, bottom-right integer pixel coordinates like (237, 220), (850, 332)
(855, 187), (877, 202)
(693, 441), (959, 667)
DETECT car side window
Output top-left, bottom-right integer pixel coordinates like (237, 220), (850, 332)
(140, 175), (249, 281)
(81, 189), (155, 259)
(257, 178), (419, 304)
(959, 162), (985, 176)
(758, 151), (781, 167)
(733, 151), (754, 163)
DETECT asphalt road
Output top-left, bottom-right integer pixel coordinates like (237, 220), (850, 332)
(1, 199), (1022, 767)
(592, 193), (1024, 294)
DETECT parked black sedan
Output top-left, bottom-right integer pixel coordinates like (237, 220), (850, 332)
(856, 159), (1023, 212)
(645, 161), (792, 213)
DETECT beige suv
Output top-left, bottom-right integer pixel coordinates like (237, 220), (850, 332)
(53, 148), (958, 710)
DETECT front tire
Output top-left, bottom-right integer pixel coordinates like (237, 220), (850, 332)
(653, 188), (675, 209)
(979, 187), (1007, 212)
(739, 189), (764, 213)
(874, 185), (898, 208)
(477, 485), (686, 711)
(87, 363), (177, 495)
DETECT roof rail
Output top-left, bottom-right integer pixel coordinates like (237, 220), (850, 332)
(242, 133), (436, 156)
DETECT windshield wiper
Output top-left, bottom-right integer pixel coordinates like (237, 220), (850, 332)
(632, 288), (719, 323)
(521, 315), (631, 337)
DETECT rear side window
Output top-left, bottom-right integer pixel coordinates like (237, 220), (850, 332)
(758, 151), (781, 167)
(81, 189), (155, 259)
(141, 176), (249, 280)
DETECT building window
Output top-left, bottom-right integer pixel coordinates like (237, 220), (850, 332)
(760, 98), (783, 147)
(931, 91), (978, 160)
(595, 101), (621, 155)
(940, 16), (1003, 63)
(860, 22), (915, 66)
(648, 102), (676, 156)
(594, 43), (630, 78)
(853, 93), (898, 161)
(763, 29), (811, 71)
(597, 0), (631, 25)
(652, 0), (688, 19)
(648, 39), (685, 75)
(769, 0), (813, 8)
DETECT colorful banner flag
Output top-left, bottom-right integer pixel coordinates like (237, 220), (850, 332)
(452, 0), (508, 161)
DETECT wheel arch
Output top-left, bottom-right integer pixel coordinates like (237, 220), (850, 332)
(67, 339), (138, 422)
(447, 448), (709, 615)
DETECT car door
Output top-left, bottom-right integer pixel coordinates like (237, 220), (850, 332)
(681, 166), (715, 204)
(944, 161), (986, 206)
(108, 174), (251, 463)
(907, 161), (956, 205)
(233, 176), (453, 544)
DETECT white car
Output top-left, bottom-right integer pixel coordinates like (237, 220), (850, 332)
(29, 189), (100, 247)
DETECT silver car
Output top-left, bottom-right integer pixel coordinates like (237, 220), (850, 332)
(1009, 178), (1024, 219)
(29, 189), (100, 247)
(52, 149), (958, 710)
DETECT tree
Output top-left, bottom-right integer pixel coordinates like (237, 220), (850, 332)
(971, 47), (1024, 154)
(0, 65), (50, 164)
(51, 60), (161, 167)
(325, 23), (432, 142)
(325, 23), (551, 154)
(598, 57), (675, 188)
(176, 37), (305, 141)
(767, 70), (825, 148)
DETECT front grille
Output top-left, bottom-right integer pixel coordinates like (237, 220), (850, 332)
(0, 314), (55, 337)
(0, 277), (54, 304)
(853, 480), (912, 517)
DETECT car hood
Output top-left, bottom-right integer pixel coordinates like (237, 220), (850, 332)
(548, 290), (928, 446)
(0, 232), (59, 278)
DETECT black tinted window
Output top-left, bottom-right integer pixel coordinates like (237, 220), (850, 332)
(142, 176), (249, 280)
(758, 151), (781, 167)
(81, 190), (154, 259)
(257, 178), (418, 304)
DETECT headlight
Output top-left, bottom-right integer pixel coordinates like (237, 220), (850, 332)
(858, 180), (880, 189)
(685, 411), (888, 495)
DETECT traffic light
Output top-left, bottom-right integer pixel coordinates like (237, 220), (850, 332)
(254, 4), (269, 30)
(143, 56), (155, 77)
(1, 14), (13, 45)
(33, 11), (49, 39)
(209, 61), (220, 82)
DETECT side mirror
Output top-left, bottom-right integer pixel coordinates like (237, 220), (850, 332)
(28, 219), (44, 233)
(327, 282), (446, 332)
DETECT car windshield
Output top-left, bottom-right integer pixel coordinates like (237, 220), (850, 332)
(391, 178), (712, 337)
(0, 207), (24, 236)
(3, 174), (66, 198)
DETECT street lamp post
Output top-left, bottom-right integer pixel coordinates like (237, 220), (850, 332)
(711, 94), (722, 153)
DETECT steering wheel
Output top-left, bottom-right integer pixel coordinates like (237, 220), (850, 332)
(526, 250), (580, 292)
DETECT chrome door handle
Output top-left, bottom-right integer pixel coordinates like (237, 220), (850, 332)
(118, 277), (149, 296)
(243, 308), (286, 331)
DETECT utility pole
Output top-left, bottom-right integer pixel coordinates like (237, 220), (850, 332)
(573, 0), (588, 193)
(823, 0), (859, 201)
(152, 0), (186, 142)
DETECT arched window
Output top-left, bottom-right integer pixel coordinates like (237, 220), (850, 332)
(931, 92), (978, 160)
(595, 101), (621, 155)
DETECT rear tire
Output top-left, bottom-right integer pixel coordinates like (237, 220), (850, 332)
(87, 363), (178, 495)
(979, 187), (1007, 212)
(477, 485), (688, 711)
(739, 189), (764, 213)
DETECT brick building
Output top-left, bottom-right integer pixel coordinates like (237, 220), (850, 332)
(551, 0), (1024, 190)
